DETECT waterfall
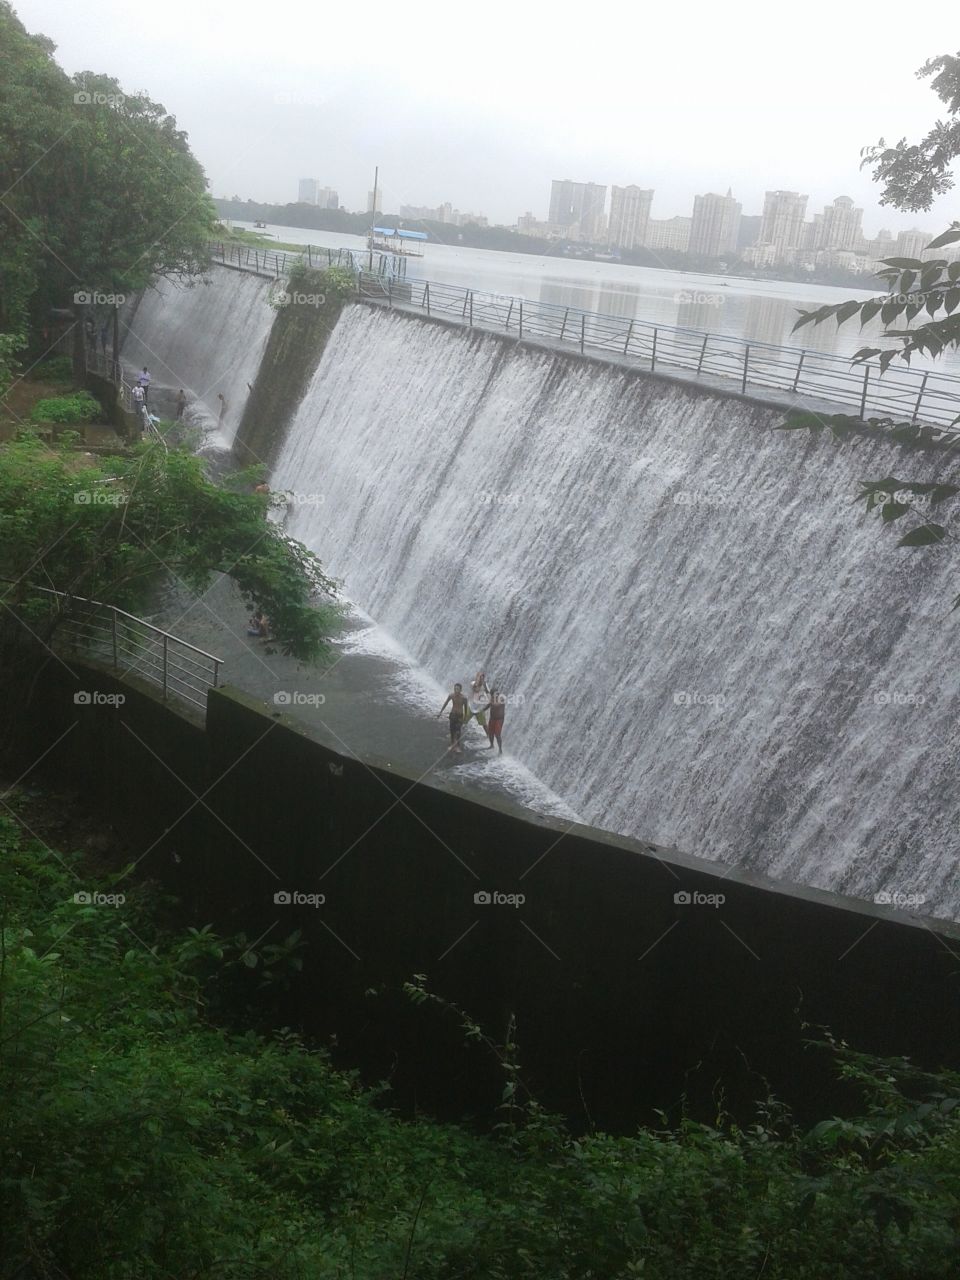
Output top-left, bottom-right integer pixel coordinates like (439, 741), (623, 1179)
(120, 266), (275, 445)
(272, 303), (960, 920)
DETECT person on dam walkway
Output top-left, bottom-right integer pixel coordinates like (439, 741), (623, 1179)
(465, 670), (489, 733)
(175, 389), (187, 421)
(481, 688), (506, 754)
(137, 367), (151, 402)
(437, 683), (469, 754)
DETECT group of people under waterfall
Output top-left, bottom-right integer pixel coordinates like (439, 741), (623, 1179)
(438, 670), (506, 756)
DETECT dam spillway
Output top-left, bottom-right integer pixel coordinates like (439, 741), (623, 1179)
(131, 268), (960, 920)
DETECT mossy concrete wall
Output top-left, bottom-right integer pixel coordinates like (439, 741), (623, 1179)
(8, 656), (960, 1130)
(232, 269), (347, 468)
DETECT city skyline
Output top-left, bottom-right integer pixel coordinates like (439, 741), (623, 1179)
(15, 0), (957, 243)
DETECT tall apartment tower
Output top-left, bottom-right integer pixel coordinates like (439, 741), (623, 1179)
(607, 186), (654, 250)
(689, 189), (742, 257)
(548, 179), (608, 243)
(816, 196), (863, 250)
(759, 190), (809, 261)
(297, 178), (319, 205)
(895, 227), (934, 259)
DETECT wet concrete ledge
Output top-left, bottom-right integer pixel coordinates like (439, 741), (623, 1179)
(10, 648), (960, 1130)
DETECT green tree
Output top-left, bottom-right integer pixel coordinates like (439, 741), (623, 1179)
(0, 433), (340, 665)
(0, 2), (216, 363)
(782, 51), (960, 560)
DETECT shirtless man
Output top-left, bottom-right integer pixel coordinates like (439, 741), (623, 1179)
(480, 687), (506, 754)
(437, 682), (469, 754)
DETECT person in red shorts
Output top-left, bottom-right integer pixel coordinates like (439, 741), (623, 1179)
(481, 687), (506, 754)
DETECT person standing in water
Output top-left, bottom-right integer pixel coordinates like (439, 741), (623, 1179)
(481, 687), (506, 754)
(175, 389), (187, 421)
(437, 683), (469, 754)
(466, 670), (489, 733)
(217, 392), (228, 423)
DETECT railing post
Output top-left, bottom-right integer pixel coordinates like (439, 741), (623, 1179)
(859, 365), (870, 418)
(912, 371), (930, 424)
(111, 610), (118, 669)
(559, 308), (569, 341)
(162, 634), (168, 700)
(505, 298), (514, 332)
(388, 276), (393, 308)
(580, 313), (585, 354)
(791, 350), (805, 393)
(651, 328), (658, 372)
(696, 333), (709, 375)
(469, 290), (473, 328)
(424, 282), (430, 316)
(742, 345), (750, 393)
(213, 659), (220, 690)
(623, 321), (634, 356)
(518, 299), (523, 339)
(307, 245), (312, 267)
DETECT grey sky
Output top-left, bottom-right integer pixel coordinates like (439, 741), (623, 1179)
(13, 0), (958, 234)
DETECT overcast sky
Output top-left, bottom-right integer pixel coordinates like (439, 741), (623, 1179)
(13, 0), (958, 234)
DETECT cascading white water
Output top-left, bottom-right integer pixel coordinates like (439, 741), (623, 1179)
(120, 266), (275, 445)
(272, 304), (960, 919)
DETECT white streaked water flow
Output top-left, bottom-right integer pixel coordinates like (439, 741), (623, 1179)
(273, 303), (960, 919)
(120, 268), (275, 446)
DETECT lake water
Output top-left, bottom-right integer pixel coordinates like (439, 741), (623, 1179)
(228, 219), (960, 374)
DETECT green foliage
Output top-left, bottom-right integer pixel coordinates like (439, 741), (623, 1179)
(0, 1), (216, 349)
(35, 353), (74, 383)
(29, 388), (100, 423)
(861, 53), (960, 212)
(0, 434), (340, 660)
(2, 812), (960, 1279)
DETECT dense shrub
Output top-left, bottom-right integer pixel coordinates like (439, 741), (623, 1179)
(35, 354), (74, 384)
(29, 389), (101, 423)
(1, 809), (958, 1279)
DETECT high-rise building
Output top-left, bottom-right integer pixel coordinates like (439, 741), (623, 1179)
(317, 186), (339, 210)
(607, 186), (654, 250)
(895, 227), (934, 259)
(816, 196), (863, 251)
(758, 190), (808, 262)
(298, 178), (319, 205)
(548, 179), (607, 243)
(736, 215), (762, 252)
(644, 216), (692, 252)
(689, 189), (741, 257)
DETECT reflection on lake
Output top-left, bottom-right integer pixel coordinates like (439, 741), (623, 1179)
(229, 221), (960, 374)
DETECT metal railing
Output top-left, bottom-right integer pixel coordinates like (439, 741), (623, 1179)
(8, 583), (222, 710)
(210, 239), (406, 280)
(355, 273), (960, 429)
